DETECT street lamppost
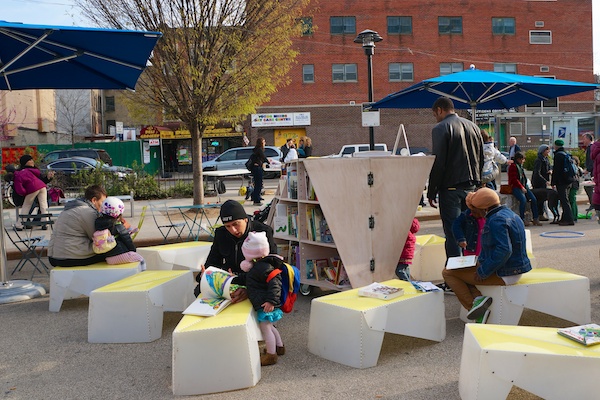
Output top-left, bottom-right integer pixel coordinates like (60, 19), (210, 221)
(354, 29), (383, 151)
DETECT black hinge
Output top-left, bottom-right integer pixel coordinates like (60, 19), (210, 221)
(370, 259), (375, 272)
(368, 216), (375, 229)
(367, 172), (374, 186)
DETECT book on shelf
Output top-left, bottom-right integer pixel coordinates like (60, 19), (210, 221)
(183, 267), (237, 317)
(306, 176), (317, 201)
(358, 282), (404, 300)
(305, 259), (316, 279)
(557, 324), (600, 346)
(277, 244), (290, 262)
(446, 255), (478, 269)
(273, 216), (289, 236)
(314, 259), (329, 280)
(320, 217), (333, 243)
(287, 171), (298, 199)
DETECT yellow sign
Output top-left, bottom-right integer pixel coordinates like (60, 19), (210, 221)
(172, 127), (242, 138)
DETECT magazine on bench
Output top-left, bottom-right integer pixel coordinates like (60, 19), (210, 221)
(183, 267), (237, 317)
(358, 282), (404, 300)
(557, 323), (600, 346)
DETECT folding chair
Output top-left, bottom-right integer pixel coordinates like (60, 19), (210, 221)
(149, 202), (186, 244)
(4, 222), (50, 279)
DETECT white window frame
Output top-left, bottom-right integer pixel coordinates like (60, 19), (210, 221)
(529, 30), (552, 44)
(493, 63), (517, 74)
(389, 63), (414, 82)
(332, 64), (357, 82)
(439, 62), (463, 76)
(302, 64), (314, 83)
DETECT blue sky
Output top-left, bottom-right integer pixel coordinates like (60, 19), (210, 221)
(4, 0), (600, 74)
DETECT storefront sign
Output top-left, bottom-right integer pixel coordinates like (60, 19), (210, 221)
(148, 139), (160, 146)
(252, 112), (311, 127)
(293, 113), (311, 126)
(140, 125), (162, 139)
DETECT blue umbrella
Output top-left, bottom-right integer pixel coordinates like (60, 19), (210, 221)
(0, 21), (161, 302)
(0, 21), (162, 90)
(372, 66), (599, 121)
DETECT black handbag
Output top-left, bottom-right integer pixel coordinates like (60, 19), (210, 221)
(245, 157), (254, 171)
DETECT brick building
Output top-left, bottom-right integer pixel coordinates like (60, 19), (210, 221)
(249, 0), (596, 155)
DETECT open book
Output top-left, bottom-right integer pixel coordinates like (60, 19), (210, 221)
(183, 267), (236, 317)
(446, 255), (478, 269)
(557, 323), (600, 346)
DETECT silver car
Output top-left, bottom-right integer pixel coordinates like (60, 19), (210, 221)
(202, 146), (282, 178)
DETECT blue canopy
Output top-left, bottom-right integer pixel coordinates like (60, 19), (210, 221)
(372, 67), (599, 116)
(0, 21), (162, 90)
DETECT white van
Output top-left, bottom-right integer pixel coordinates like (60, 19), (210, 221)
(336, 143), (389, 157)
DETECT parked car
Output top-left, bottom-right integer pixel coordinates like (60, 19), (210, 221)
(44, 156), (132, 179)
(333, 143), (389, 157)
(202, 146), (283, 178)
(41, 148), (113, 166)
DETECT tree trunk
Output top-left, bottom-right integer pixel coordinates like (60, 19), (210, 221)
(191, 122), (204, 205)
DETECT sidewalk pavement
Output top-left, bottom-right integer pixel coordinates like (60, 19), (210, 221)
(2, 179), (599, 399)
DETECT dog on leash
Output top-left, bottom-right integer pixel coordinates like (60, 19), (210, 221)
(547, 189), (560, 222)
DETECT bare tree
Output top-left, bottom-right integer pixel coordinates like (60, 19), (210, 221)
(76, 0), (311, 204)
(55, 89), (92, 146)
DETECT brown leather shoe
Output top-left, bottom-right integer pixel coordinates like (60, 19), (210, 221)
(276, 345), (285, 356)
(260, 352), (278, 366)
(532, 219), (543, 226)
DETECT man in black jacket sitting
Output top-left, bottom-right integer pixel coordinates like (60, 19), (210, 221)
(194, 200), (277, 300)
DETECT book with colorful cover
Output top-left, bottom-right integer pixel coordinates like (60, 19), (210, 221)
(557, 323), (600, 346)
(183, 267), (238, 317)
(358, 282), (404, 300)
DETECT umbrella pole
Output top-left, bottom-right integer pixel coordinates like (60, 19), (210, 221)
(471, 105), (477, 124)
(0, 185), (46, 304)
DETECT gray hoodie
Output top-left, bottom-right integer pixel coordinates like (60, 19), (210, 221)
(48, 199), (100, 260)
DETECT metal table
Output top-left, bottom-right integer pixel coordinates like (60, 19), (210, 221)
(169, 204), (222, 240)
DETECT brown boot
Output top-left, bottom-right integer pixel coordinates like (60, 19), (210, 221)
(260, 352), (278, 366)
(276, 345), (285, 356)
(532, 219), (543, 226)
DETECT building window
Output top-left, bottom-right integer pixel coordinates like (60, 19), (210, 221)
(105, 96), (115, 112)
(106, 119), (116, 129)
(440, 63), (463, 76)
(303, 64), (314, 83)
(527, 76), (558, 108)
(529, 30), (552, 44)
(493, 63), (517, 74)
(332, 64), (357, 82)
(300, 17), (313, 36)
(330, 16), (356, 35)
(438, 17), (462, 34)
(387, 16), (412, 35)
(389, 63), (414, 82)
(492, 17), (515, 35)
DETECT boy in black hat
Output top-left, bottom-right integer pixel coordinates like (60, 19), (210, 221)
(551, 139), (575, 226)
(194, 199), (277, 300)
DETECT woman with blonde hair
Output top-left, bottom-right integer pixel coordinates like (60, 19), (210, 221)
(299, 136), (312, 158)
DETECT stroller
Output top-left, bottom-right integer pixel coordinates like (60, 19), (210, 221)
(252, 201), (271, 223)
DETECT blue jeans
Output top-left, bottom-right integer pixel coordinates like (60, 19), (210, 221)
(251, 166), (263, 203)
(512, 188), (539, 219)
(438, 187), (473, 258)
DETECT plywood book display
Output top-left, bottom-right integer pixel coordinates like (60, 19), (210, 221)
(274, 156), (434, 289)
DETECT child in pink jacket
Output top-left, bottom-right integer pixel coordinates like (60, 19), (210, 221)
(396, 218), (420, 281)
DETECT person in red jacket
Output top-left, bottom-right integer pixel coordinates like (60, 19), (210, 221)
(508, 152), (542, 227)
(13, 154), (55, 230)
(396, 217), (420, 281)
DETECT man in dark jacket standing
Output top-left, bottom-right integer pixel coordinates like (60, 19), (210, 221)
(551, 139), (575, 226)
(279, 138), (293, 162)
(427, 97), (484, 259)
(194, 200), (277, 300)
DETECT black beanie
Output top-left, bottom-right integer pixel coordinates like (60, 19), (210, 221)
(220, 200), (247, 222)
(19, 155), (33, 167)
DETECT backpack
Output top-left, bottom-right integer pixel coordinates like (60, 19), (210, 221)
(558, 151), (578, 182)
(92, 229), (117, 254)
(266, 262), (301, 313)
(481, 159), (500, 184)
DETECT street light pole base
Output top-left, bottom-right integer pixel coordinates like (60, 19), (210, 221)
(0, 280), (46, 304)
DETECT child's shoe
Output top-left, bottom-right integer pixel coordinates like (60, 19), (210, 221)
(476, 309), (491, 324)
(395, 263), (410, 281)
(276, 345), (285, 356)
(467, 296), (492, 320)
(260, 352), (278, 366)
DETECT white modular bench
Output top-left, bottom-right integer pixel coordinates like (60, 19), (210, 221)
(137, 241), (212, 271)
(88, 270), (195, 343)
(459, 324), (600, 400)
(172, 300), (262, 395)
(308, 279), (446, 368)
(49, 262), (142, 312)
(459, 267), (590, 325)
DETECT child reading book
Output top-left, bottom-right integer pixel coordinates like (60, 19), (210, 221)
(240, 231), (285, 366)
(94, 197), (145, 270)
(396, 218), (420, 281)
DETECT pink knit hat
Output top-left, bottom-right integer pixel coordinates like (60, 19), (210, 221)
(240, 231), (270, 271)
